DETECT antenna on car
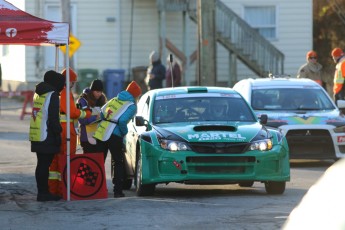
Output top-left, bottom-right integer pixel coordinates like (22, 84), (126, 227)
(268, 73), (291, 79)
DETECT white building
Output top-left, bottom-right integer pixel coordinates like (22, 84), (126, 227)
(0, 0), (312, 94)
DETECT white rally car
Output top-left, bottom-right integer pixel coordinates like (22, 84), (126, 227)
(233, 77), (345, 160)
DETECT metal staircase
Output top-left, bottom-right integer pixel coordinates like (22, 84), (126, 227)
(156, 0), (284, 77)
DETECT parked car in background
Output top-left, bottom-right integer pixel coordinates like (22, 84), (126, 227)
(233, 77), (345, 160)
(124, 86), (290, 196)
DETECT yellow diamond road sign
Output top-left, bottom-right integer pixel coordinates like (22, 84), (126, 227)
(60, 34), (81, 57)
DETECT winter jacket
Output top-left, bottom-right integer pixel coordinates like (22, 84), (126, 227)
(166, 62), (182, 87)
(297, 62), (323, 85)
(100, 90), (137, 138)
(148, 60), (166, 90)
(77, 88), (107, 143)
(333, 56), (345, 95)
(31, 82), (62, 154)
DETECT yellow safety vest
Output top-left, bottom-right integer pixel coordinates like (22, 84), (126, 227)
(86, 122), (99, 145)
(93, 98), (133, 141)
(29, 92), (54, 142)
(333, 59), (345, 94)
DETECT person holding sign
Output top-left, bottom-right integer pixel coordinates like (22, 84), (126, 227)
(77, 79), (107, 158)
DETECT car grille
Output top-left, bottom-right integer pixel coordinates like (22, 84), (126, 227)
(286, 129), (335, 159)
(186, 156), (255, 174)
(189, 142), (249, 154)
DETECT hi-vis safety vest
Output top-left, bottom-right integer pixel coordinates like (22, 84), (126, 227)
(29, 92), (54, 142)
(333, 60), (345, 94)
(93, 98), (133, 141)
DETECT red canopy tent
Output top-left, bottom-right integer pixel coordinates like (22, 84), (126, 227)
(0, 0), (73, 200)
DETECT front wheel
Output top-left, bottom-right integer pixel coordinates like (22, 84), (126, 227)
(265, 181), (286, 195)
(135, 154), (155, 196)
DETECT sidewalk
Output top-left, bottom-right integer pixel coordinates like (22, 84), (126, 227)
(0, 97), (136, 230)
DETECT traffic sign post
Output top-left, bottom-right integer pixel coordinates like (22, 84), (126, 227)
(59, 34), (81, 57)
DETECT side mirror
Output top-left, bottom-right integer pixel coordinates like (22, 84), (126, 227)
(135, 116), (146, 126)
(259, 114), (268, 125)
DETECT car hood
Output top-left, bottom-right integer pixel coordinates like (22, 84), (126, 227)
(153, 122), (263, 143)
(255, 110), (345, 128)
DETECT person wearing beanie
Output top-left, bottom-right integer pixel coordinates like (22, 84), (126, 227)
(90, 79), (104, 91)
(48, 68), (99, 197)
(77, 79), (107, 157)
(331, 47), (345, 103)
(297, 50), (323, 86)
(146, 50), (166, 90)
(94, 80), (142, 198)
(30, 70), (65, 201)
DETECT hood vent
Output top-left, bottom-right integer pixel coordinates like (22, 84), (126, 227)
(194, 125), (236, 132)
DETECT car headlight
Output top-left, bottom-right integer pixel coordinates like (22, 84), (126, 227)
(334, 126), (345, 133)
(160, 139), (192, 151)
(249, 139), (273, 151)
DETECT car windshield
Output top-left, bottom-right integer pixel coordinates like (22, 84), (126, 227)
(153, 95), (256, 124)
(251, 88), (335, 111)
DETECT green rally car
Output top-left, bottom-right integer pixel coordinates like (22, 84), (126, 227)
(124, 86), (290, 196)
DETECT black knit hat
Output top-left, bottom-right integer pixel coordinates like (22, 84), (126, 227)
(90, 79), (103, 91)
(44, 70), (65, 92)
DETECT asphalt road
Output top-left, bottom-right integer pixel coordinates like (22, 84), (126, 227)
(0, 98), (333, 230)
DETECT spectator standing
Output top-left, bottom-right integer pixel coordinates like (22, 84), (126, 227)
(94, 81), (142, 198)
(331, 48), (345, 103)
(30, 70), (65, 202)
(77, 79), (107, 159)
(297, 50), (323, 86)
(146, 51), (166, 90)
(166, 55), (182, 87)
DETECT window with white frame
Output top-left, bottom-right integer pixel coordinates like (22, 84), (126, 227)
(244, 6), (276, 39)
(44, 4), (76, 69)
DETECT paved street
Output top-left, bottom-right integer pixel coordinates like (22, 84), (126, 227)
(0, 97), (331, 230)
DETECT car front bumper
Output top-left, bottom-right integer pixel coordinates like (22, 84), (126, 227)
(140, 141), (290, 185)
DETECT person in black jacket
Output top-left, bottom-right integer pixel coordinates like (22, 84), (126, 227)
(30, 70), (65, 202)
(146, 51), (166, 90)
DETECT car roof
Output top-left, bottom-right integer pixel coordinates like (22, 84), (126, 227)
(148, 86), (238, 96)
(240, 77), (321, 88)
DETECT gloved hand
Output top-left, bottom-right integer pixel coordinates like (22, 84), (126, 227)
(91, 107), (101, 116)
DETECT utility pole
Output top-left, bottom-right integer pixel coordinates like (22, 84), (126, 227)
(61, 0), (74, 69)
(197, 0), (216, 86)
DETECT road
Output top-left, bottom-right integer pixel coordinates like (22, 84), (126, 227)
(0, 98), (333, 230)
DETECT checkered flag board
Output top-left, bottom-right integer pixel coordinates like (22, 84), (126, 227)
(76, 163), (99, 187)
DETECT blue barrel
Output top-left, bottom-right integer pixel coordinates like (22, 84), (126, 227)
(103, 69), (125, 98)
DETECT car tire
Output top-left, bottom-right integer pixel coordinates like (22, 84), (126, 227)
(238, 181), (254, 187)
(265, 181), (285, 195)
(135, 154), (155, 196)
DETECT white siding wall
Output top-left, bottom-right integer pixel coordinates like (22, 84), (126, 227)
(1, 0), (312, 90)
(1, 0), (26, 86)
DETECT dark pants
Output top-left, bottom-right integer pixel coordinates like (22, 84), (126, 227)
(97, 135), (125, 194)
(81, 141), (108, 162)
(35, 152), (55, 194)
